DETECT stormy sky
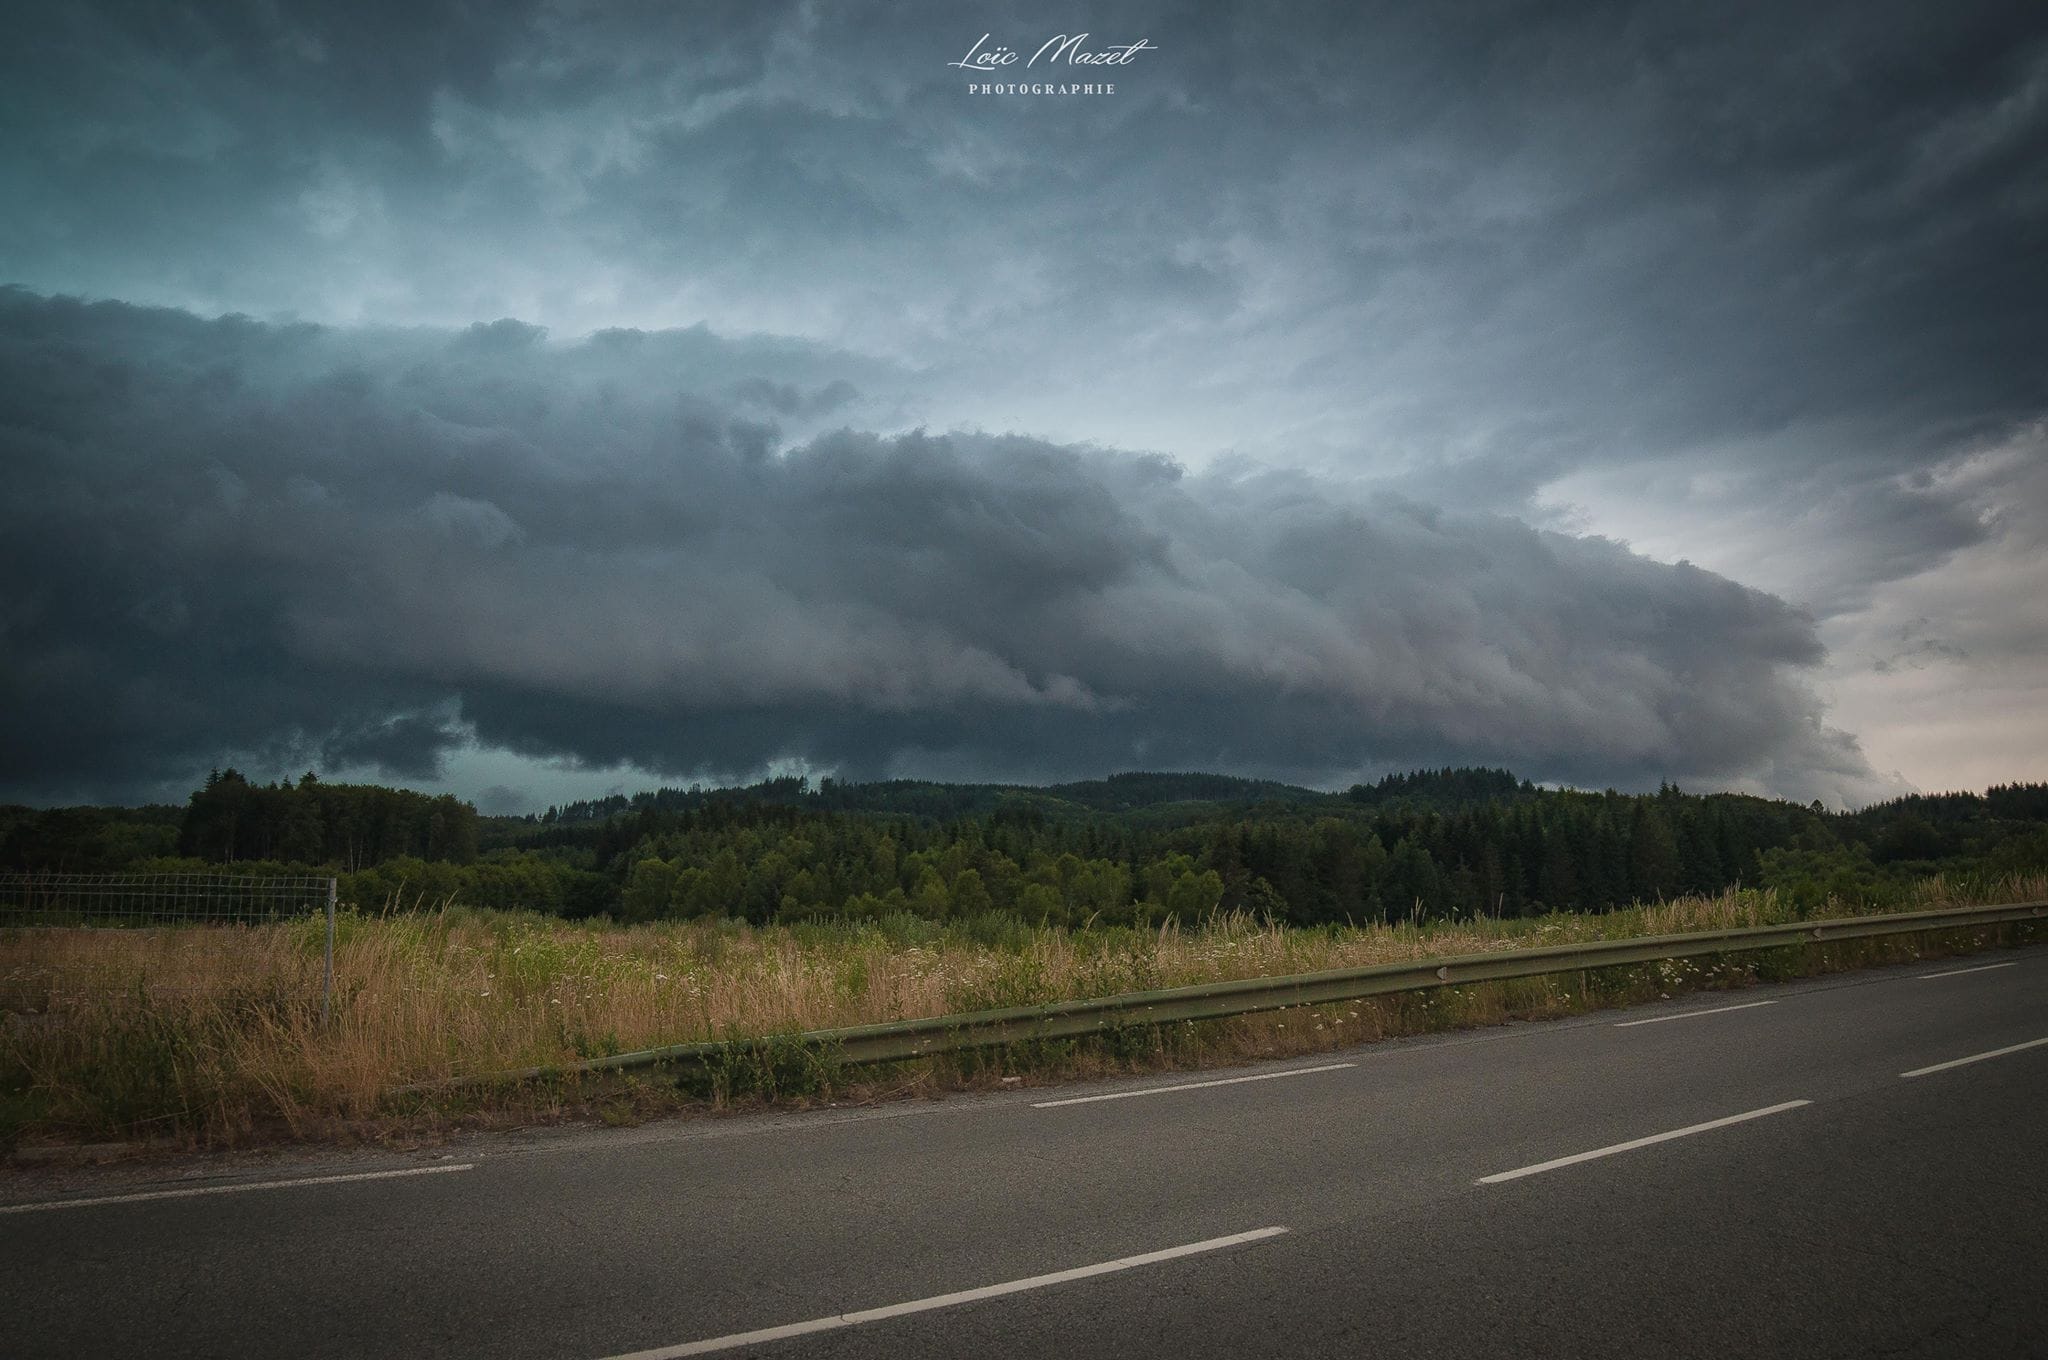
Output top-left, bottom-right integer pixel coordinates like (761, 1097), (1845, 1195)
(2, 1), (2044, 810)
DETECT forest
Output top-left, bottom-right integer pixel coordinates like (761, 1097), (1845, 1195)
(4, 767), (2046, 928)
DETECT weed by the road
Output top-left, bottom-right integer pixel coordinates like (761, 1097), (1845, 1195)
(2, 872), (2040, 1150)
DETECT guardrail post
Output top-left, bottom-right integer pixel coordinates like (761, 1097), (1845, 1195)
(322, 877), (337, 1026)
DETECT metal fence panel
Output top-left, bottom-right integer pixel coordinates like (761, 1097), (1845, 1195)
(0, 872), (338, 1018)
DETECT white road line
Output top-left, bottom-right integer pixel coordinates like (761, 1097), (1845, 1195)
(1031, 1062), (1356, 1108)
(1614, 999), (1778, 1028)
(600, 1226), (1291, 1359)
(1901, 1036), (2048, 1079)
(1918, 961), (2019, 980)
(1476, 1101), (1812, 1185)
(0, 1163), (475, 1214)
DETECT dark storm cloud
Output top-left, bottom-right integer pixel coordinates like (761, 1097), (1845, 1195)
(2, 0), (2042, 798)
(7, 0), (2037, 625)
(0, 290), (1888, 805)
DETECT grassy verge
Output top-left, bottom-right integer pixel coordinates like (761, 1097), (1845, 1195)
(4, 871), (2042, 1151)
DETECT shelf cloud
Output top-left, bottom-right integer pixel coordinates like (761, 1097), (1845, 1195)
(0, 290), (1892, 805)
(1, 0), (2042, 805)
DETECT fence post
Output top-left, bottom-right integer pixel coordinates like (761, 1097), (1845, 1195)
(323, 877), (337, 1026)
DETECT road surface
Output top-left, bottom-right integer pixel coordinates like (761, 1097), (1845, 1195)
(4, 946), (2045, 1358)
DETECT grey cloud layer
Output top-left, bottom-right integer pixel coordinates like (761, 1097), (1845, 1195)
(7, 3), (2043, 439)
(5, 1), (2040, 625)
(6, 0), (2036, 798)
(0, 290), (1888, 805)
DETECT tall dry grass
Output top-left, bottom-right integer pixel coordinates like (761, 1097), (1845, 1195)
(4, 872), (2042, 1147)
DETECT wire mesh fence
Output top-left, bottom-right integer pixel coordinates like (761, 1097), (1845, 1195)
(0, 872), (337, 1020)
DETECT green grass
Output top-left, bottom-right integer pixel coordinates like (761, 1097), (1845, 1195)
(1, 871), (2040, 1151)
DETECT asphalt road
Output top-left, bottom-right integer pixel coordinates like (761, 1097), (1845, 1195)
(5, 946), (2045, 1359)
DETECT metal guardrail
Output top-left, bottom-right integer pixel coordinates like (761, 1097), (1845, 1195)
(397, 900), (2046, 1094)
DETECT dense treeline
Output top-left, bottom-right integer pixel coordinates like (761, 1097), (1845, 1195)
(1, 777), (489, 878)
(175, 770), (479, 870)
(545, 785), (1812, 928)
(0, 803), (181, 873)
(5, 769), (2045, 926)
(523, 771), (1331, 832)
(1345, 767), (1533, 809)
